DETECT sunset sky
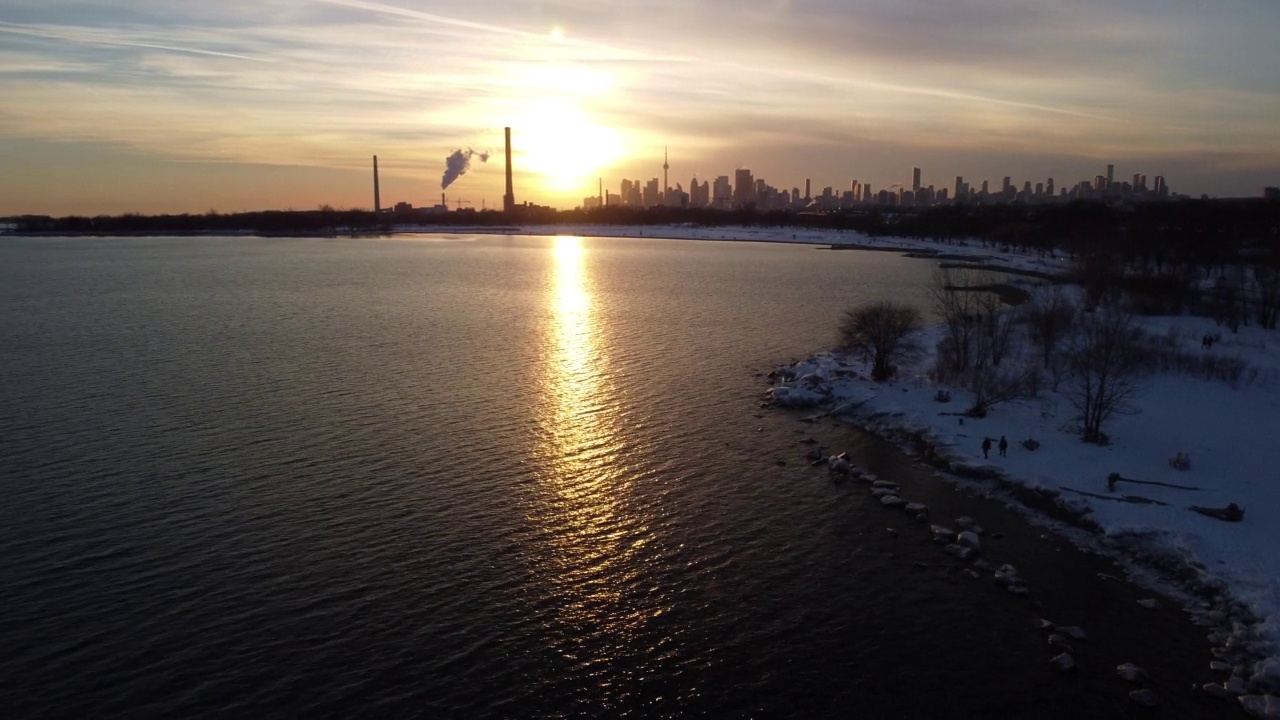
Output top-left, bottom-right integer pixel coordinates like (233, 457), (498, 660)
(3, 0), (1279, 215)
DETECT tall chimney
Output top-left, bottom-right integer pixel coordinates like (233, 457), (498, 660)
(373, 155), (381, 213)
(503, 127), (515, 213)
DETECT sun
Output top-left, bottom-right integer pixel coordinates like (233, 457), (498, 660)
(515, 100), (623, 194)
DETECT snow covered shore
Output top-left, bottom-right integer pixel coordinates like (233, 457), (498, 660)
(766, 272), (1280, 714)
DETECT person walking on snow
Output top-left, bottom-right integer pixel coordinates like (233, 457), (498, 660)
(981, 437), (992, 459)
(998, 436), (1008, 457)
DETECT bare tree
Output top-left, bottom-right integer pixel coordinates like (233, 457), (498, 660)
(976, 292), (1020, 367)
(839, 302), (923, 381)
(1252, 263), (1280, 329)
(1023, 285), (1077, 369)
(1065, 305), (1147, 443)
(928, 268), (984, 372)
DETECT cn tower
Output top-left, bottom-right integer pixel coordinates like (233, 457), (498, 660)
(663, 146), (669, 205)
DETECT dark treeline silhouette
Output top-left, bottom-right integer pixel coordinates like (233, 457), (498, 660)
(8, 198), (1278, 278)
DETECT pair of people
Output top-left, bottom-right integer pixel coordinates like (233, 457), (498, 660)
(982, 435), (1008, 459)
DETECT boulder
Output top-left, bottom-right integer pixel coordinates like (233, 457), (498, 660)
(904, 503), (928, 514)
(993, 564), (1020, 587)
(943, 543), (974, 561)
(1050, 653), (1076, 672)
(931, 526), (957, 542)
(956, 531), (981, 551)
(880, 495), (907, 508)
(1239, 695), (1280, 720)
(1203, 683), (1236, 701)
(1137, 598), (1162, 610)
(1116, 663), (1148, 682)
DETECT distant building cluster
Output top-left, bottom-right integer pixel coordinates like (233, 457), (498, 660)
(584, 159), (1182, 211)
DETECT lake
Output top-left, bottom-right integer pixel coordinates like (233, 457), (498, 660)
(0, 234), (1234, 718)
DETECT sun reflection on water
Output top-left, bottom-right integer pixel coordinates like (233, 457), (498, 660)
(533, 236), (651, 659)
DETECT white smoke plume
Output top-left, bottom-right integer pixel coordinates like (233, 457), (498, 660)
(441, 148), (490, 189)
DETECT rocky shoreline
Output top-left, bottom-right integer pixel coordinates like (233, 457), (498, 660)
(764, 360), (1280, 718)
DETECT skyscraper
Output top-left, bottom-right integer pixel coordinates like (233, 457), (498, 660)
(734, 168), (754, 207)
(912, 167), (921, 194)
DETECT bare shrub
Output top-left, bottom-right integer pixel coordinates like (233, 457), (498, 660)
(839, 302), (923, 381)
(963, 361), (1040, 417)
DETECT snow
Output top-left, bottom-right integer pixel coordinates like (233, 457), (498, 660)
(392, 223), (1074, 275)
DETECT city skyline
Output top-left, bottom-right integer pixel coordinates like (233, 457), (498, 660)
(575, 155), (1176, 213)
(2, 0), (1279, 215)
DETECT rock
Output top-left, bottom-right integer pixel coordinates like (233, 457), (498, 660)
(1137, 598), (1161, 610)
(1050, 653), (1076, 672)
(1032, 618), (1056, 632)
(872, 479), (900, 490)
(1049, 634), (1073, 652)
(1057, 626), (1087, 640)
(931, 525), (957, 542)
(991, 531), (1006, 540)
(880, 495), (907, 508)
(862, 474), (878, 484)
(871, 488), (895, 498)
(914, 513), (929, 523)
(993, 564), (1019, 587)
(955, 516), (976, 528)
(1239, 694), (1280, 719)
(1007, 585), (1030, 597)
(956, 531), (981, 551)
(1211, 661), (1234, 674)
(944, 543), (974, 561)
(1129, 689), (1159, 708)
(904, 502), (928, 514)
(1227, 676), (1249, 696)
(829, 457), (852, 477)
(963, 569), (981, 580)
(1203, 683), (1236, 701)
(806, 447), (824, 461)
(971, 558), (994, 572)
(1116, 663), (1148, 682)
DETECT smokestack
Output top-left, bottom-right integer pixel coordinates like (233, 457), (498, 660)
(441, 192), (446, 209)
(503, 127), (515, 213)
(599, 177), (603, 207)
(373, 155), (381, 213)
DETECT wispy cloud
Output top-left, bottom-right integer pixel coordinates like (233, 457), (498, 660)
(1, 0), (1277, 213)
(0, 22), (266, 61)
